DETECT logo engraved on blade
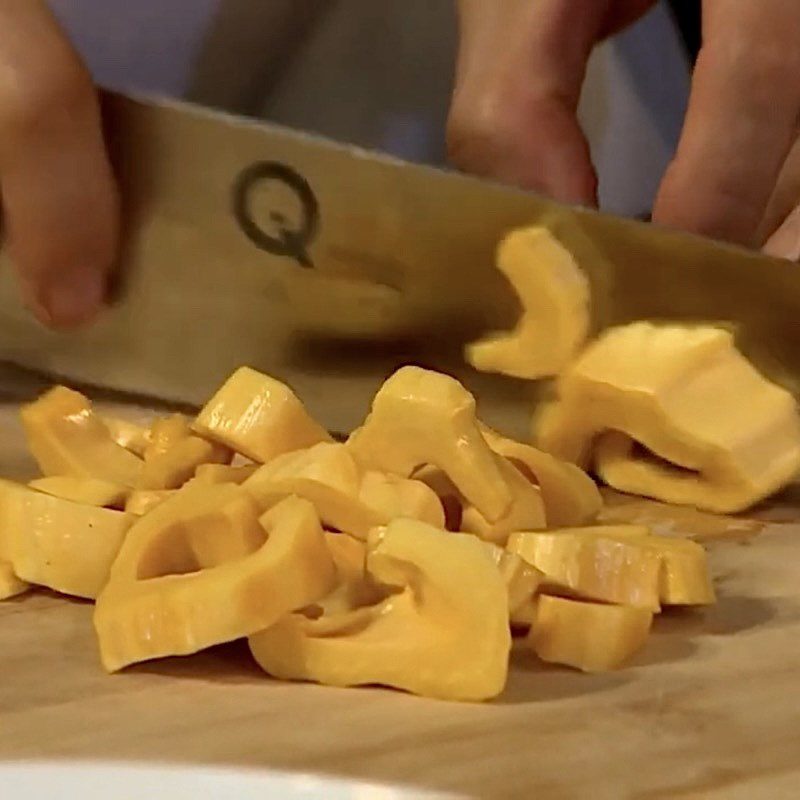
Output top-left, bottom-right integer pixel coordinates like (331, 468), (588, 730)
(232, 161), (319, 268)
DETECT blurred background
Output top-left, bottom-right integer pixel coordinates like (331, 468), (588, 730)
(48, 0), (692, 218)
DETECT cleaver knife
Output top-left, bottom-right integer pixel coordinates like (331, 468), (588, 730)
(0, 89), (797, 440)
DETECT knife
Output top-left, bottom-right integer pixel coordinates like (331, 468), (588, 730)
(0, 89), (797, 441)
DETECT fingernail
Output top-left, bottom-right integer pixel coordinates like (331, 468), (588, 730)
(42, 266), (106, 327)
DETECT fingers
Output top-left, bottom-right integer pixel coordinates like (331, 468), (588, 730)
(0, 0), (119, 327)
(653, 0), (800, 246)
(448, 0), (610, 205)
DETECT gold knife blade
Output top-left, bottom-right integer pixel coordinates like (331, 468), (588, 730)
(0, 90), (795, 439)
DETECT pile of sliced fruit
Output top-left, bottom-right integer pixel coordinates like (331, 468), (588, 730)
(1, 225), (798, 704)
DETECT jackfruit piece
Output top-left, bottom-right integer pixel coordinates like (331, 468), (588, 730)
(94, 493), (335, 671)
(249, 519), (511, 702)
(507, 527), (662, 610)
(138, 414), (232, 491)
(303, 532), (385, 618)
(0, 479), (133, 599)
(102, 416), (150, 457)
(412, 466), (465, 531)
(535, 323), (800, 513)
(347, 366), (512, 522)
(193, 367), (331, 462)
(21, 386), (143, 487)
(480, 425), (601, 527)
(28, 476), (128, 508)
(529, 594), (653, 672)
(482, 544), (544, 617)
(460, 457), (546, 545)
(192, 463), (258, 485)
(466, 226), (590, 379)
(125, 489), (179, 516)
(358, 471), (445, 530)
(633, 534), (715, 606)
(245, 443), (444, 540)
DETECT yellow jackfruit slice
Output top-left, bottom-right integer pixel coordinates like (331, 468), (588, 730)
(244, 443), (443, 540)
(192, 463), (258, 485)
(249, 519), (511, 702)
(460, 457), (546, 545)
(94, 493), (336, 672)
(137, 414), (232, 491)
(101, 416), (150, 457)
(480, 425), (601, 527)
(481, 544), (543, 618)
(347, 366), (512, 522)
(529, 595), (653, 672)
(535, 323), (800, 513)
(125, 489), (177, 516)
(357, 471), (445, 530)
(28, 476), (128, 508)
(21, 386), (143, 487)
(632, 535), (715, 606)
(466, 226), (590, 379)
(303, 532), (385, 617)
(508, 527), (662, 610)
(0, 561), (29, 600)
(193, 367), (331, 462)
(0, 479), (133, 599)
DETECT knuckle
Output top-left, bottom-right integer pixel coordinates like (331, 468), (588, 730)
(446, 90), (514, 172)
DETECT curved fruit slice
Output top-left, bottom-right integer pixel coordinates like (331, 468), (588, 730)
(347, 366), (512, 522)
(303, 532), (385, 617)
(466, 226), (590, 379)
(191, 463), (258, 486)
(94, 494), (335, 672)
(460, 457), (546, 545)
(249, 519), (511, 702)
(245, 443), (444, 540)
(193, 367), (331, 462)
(529, 595), (653, 672)
(21, 386), (143, 487)
(480, 425), (601, 527)
(138, 414), (232, 491)
(28, 476), (128, 508)
(535, 323), (800, 513)
(245, 443), (383, 539)
(102, 416), (150, 456)
(507, 527), (662, 610)
(0, 479), (133, 599)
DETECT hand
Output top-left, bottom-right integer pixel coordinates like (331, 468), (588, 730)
(447, 0), (800, 256)
(0, 0), (118, 326)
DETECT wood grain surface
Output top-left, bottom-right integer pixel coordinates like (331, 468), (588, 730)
(0, 394), (799, 799)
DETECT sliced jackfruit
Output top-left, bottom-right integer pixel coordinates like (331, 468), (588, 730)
(94, 493), (336, 671)
(529, 594), (653, 672)
(507, 527), (662, 610)
(249, 519), (511, 702)
(347, 366), (512, 522)
(481, 425), (601, 527)
(466, 226), (590, 379)
(0, 479), (133, 599)
(193, 367), (331, 462)
(535, 323), (800, 513)
(245, 442), (444, 540)
(21, 386), (143, 487)
(28, 475), (128, 508)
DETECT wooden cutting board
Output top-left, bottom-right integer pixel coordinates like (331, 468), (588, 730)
(0, 391), (799, 800)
